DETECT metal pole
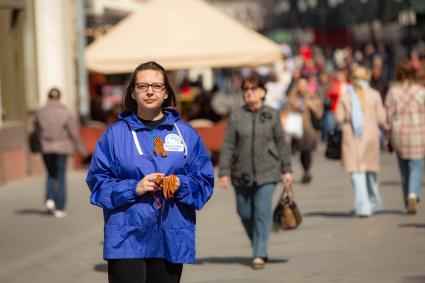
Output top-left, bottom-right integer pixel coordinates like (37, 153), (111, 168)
(76, 0), (90, 123)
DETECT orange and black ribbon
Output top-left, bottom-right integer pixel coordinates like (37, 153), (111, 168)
(151, 174), (178, 208)
(154, 136), (167, 157)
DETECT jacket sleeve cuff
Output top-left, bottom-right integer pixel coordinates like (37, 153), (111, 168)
(174, 175), (194, 203)
(112, 179), (139, 206)
(128, 180), (139, 200)
(218, 168), (230, 177)
(282, 164), (292, 174)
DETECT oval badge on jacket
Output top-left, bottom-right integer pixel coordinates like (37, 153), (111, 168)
(164, 134), (184, 152)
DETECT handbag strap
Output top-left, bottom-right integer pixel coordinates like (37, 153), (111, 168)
(281, 185), (294, 202)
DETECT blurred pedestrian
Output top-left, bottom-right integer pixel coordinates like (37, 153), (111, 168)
(370, 55), (388, 101)
(86, 61), (214, 283)
(287, 77), (323, 183)
(264, 71), (287, 111)
(322, 69), (348, 141)
(385, 59), (425, 214)
(336, 66), (387, 217)
(218, 75), (293, 270)
(35, 87), (87, 218)
(317, 72), (331, 106)
(187, 85), (222, 122)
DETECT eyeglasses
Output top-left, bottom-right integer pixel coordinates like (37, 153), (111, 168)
(242, 86), (258, 92)
(135, 83), (165, 93)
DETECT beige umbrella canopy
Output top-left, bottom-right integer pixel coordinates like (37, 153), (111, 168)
(85, 0), (282, 74)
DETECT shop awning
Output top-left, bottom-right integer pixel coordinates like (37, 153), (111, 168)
(85, 0), (282, 74)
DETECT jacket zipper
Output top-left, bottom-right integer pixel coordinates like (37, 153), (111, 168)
(251, 111), (257, 184)
(151, 128), (155, 155)
(150, 128), (163, 225)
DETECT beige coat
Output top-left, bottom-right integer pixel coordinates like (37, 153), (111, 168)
(35, 100), (87, 156)
(335, 86), (386, 173)
(287, 92), (323, 151)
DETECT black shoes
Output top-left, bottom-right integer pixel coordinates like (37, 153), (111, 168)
(301, 174), (312, 184)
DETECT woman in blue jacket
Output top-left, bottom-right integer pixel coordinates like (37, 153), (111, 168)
(86, 61), (214, 283)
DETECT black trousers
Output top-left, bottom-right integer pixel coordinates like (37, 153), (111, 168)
(108, 258), (183, 283)
(300, 150), (312, 173)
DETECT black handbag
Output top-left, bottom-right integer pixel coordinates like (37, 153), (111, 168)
(28, 130), (41, 153)
(273, 185), (302, 231)
(325, 127), (342, 160)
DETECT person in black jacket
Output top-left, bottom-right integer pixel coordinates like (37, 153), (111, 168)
(218, 75), (293, 270)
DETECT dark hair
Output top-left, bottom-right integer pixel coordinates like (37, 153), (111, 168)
(396, 59), (416, 82)
(240, 74), (265, 91)
(48, 88), (61, 100)
(122, 61), (177, 112)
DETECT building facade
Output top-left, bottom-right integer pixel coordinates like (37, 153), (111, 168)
(0, 0), (80, 183)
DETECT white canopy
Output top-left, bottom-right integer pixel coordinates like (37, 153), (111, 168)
(85, 0), (282, 73)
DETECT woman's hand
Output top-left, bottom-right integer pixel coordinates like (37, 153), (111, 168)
(136, 173), (163, 196)
(218, 176), (231, 189)
(282, 172), (294, 187)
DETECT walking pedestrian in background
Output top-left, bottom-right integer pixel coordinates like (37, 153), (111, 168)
(321, 69), (348, 141)
(336, 66), (387, 217)
(86, 61), (214, 283)
(264, 71), (287, 111)
(385, 59), (425, 214)
(34, 88), (87, 218)
(218, 75), (293, 270)
(287, 77), (323, 183)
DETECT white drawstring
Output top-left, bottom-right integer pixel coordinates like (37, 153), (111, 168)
(174, 122), (188, 156)
(131, 130), (143, 155)
(131, 123), (187, 157)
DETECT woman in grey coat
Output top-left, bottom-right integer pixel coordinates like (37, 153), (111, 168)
(35, 88), (87, 217)
(218, 75), (293, 269)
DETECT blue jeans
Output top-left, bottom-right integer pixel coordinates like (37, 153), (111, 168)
(42, 154), (68, 211)
(396, 156), (424, 207)
(350, 172), (383, 216)
(321, 111), (336, 141)
(234, 183), (275, 258)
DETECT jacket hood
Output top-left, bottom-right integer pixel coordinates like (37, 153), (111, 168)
(118, 108), (181, 131)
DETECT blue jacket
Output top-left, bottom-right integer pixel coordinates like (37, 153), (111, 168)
(86, 109), (214, 263)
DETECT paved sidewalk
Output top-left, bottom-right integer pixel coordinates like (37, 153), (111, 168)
(0, 152), (424, 283)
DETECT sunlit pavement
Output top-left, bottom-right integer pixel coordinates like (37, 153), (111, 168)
(0, 150), (424, 283)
